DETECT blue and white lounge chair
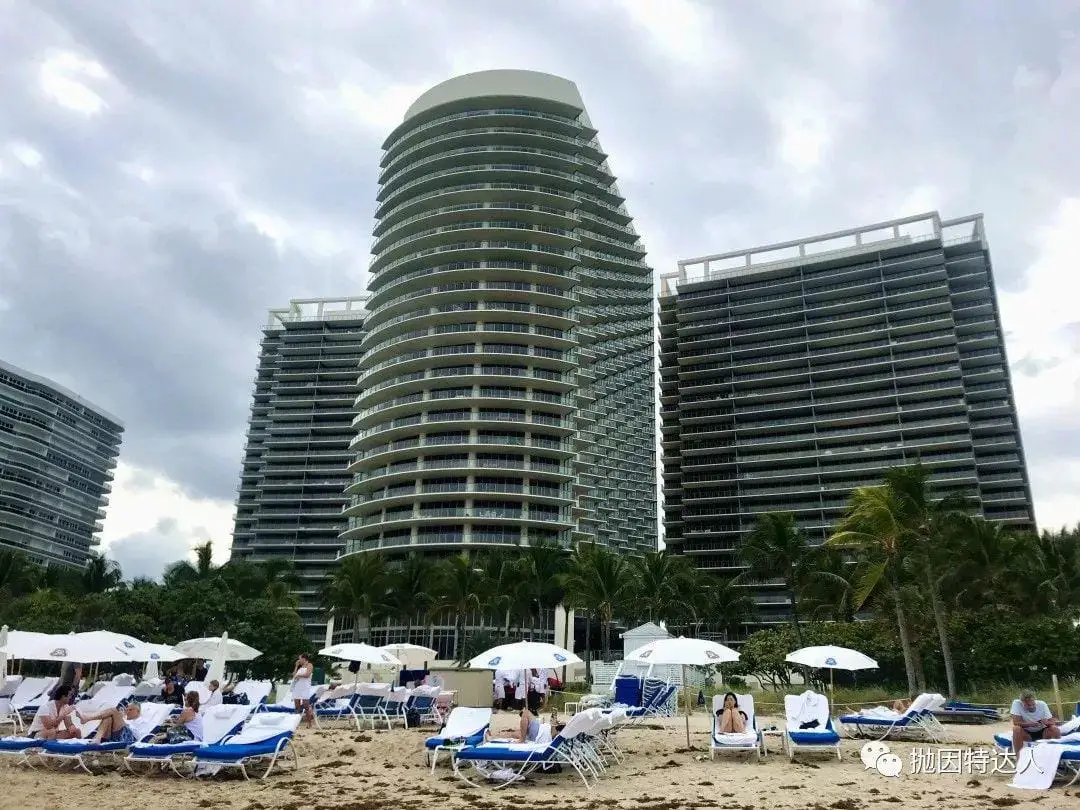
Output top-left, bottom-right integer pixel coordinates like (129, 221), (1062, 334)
(711, 693), (763, 759)
(1, 677), (57, 734)
(783, 691), (841, 761)
(407, 685), (443, 726)
(839, 693), (945, 741)
(425, 707), (492, 772)
(313, 685), (361, 729)
(38, 702), (173, 773)
(452, 708), (605, 789)
(123, 702), (255, 775)
(993, 715), (1080, 751)
(231, 680), (273, 708)
(191, 712), (302, 780)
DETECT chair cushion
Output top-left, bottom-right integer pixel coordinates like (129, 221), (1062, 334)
(424, 732), (485, 750)
(128, 741), (202, 757)
(195, 733), (291, 761)
(787, 729), (841, 746)
(454, 742), (555, 762)
(42, 739), (129, 754)
(0, 737), (39, 752)
(712, 731), (759, 747)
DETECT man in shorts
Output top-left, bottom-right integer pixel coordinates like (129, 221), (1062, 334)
(1011, 688), (1061, 752)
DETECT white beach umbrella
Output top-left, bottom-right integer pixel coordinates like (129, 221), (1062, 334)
(378, 643), (437, 669)
(0, 630), (143, 663)
(467, 641), (581, 671)
(319, 643), (402, 666)
(140, 644), (182, 681)
(786, 645), (878, 692)
(0, 625), (8, 678)
(174, 633), (262, 679)
(623, 637), (741, 748)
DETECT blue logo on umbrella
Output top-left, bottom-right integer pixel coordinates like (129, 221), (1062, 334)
(150, 653), (160, 660)
(123, 641), (135, 649)
(554, 653), (566, 662)
(825, 657), (837, 666)
(488, 656), (501, 666)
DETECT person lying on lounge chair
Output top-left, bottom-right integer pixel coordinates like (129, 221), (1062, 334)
(1011, 688), (1061, 752)
(28, 684), (81, 740)
(892, 696), (914, 714)
(75, 702), (141, 744)
(715, 692), (747, 733)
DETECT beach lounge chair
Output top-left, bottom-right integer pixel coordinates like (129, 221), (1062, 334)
(123, 702), (255, 775)
(313, 685), (361, 729)
(191, 712), (302, 780)
(839, 693), (945, 741)
(784, 691), (841, 761)
(382, 687), (412, 728)
(425, 707), (492, 772)
(452, 708), (605, 789)
(130, 681), (161, 702)
(38, 702), (173, 773)
(711, 693), (763, 759)
(259, 682), (323, 713)
(0, 676), (23, 698)
(407, 685), (443, 726)
(354, 682), (392, 729)
(934, 700), (1002, 724)
(231, 680), (273, 707)
(1, 677), (57, 733)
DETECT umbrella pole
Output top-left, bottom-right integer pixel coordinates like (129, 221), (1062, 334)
(830, 668), (834, 695)
(683, 664), (690, 749)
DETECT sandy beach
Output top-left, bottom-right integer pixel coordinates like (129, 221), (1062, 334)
(1, 711), (1071, 810)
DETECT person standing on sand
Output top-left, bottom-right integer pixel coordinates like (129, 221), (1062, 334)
(291, 653), (315, 727)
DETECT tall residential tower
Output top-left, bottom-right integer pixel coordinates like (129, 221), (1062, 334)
(340, 70), (657, 656)
(0, 359), (123, 567)
(231, 298), (367, 640)
(659, 213), (1034, 636)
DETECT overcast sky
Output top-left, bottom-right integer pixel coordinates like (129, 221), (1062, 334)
(2, 0), (1078, 579)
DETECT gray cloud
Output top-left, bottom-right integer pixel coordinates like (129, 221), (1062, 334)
(106, 518), (195, 581)
(1, 0), (1078, 538)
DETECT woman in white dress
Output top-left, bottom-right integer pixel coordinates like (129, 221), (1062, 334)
(291, 653), (315, 727)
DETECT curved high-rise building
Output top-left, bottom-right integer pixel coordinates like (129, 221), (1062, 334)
(340, 71), (656, 652)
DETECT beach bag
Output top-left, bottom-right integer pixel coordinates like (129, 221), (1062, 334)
(165, 726), (195, 744)
(222, 692), (249, 705)
(406, 708), (421, 727)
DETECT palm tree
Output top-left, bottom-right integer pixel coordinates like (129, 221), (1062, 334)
(563, 544), (630, 663)
(1030, 526), (1080, 615)
(519, 541), (570, 637)
(739, 512), (811, 645)
(628, 550), (693, 628)
(388, 553), (436, 642)
(798, 547), (856, 622)
(0, 549), (31, 598)
(881, 464), (969, 698)
(163, 541), (216, 586)
(477, 550), (529, 639)
(700, 574), (756, 641)
(430, 554), (485, 664)
(81, 553), (122, 594)
(827, 485), (920, 695)
(321, 552), (392, 643)
(219, 558), (301, 608)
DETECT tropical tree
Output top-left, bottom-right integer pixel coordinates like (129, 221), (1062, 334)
(798, 547), (856, 623)
(700, 574), (756, 641)
(0, 549), (31, 599)
(219, 558), (301, 608)
(321, 552), (392, 643)
(430, 554), (485, 663)
(827, 485), (920, 694)
(739, 512), (811, 646)
(627, 550), (694, 627)
(519, 541), (570, 636)
(388, 553), (437, 642)
(563, 544), (630, 663)
(163, 540), (216, 586)
(81, 552), (123, 594)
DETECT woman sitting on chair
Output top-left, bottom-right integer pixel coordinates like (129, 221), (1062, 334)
(716, 692), (747, 733)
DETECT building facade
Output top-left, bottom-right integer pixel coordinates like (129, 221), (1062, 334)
(659, 212), (1035, 635)
(338, 70), (657, 656)
(231, 298), (368, 640)
(0, 359), (123, 567)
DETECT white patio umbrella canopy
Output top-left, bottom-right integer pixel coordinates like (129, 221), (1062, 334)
(174, 635), (261, 663)
(0, 625), (8, 677)
(623, 636), (741, 748)
(0, 631), (141, 663)
(319, 643), (402, 666)
(467, 641), (581, 671)
(785, 645), (878, 692)
(139, 643), (183, 681)
(378, 643), (437, 669)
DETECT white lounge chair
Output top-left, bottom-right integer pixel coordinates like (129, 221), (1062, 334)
(452, 708), (607, 789)
(1, 677), (58, 733)
(839, 693), (946, 741)
(191, 713), (302, 780)
(123, 702), (255, 775)
(39, 702), (173, 773)
(784, 691), (841, 760)
(231, 680), (273, 707)
(425, 707), (492, 772)
(711, 694), (763, 759)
